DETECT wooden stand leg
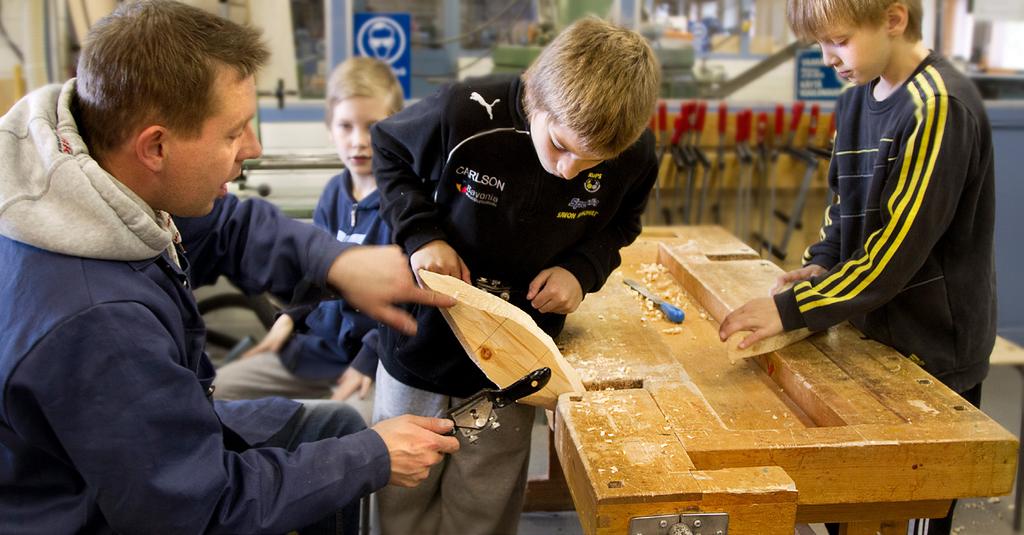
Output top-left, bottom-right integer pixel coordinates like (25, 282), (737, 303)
(879, 520), (910, 535)
(523, 428), (574, 511)
(1015, 365), (1024, 532)
(839, 520), (909, 535)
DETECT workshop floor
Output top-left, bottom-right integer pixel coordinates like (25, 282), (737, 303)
(199, 188), (1021, 534)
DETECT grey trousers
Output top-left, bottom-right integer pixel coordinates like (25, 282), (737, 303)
(213, 352), (336, 400)
(372, 365), (534, 535)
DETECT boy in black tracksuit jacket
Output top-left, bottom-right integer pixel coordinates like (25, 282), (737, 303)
(778, 51), (995, 394)
(721, 2), (995, 533)
(370, 18), (660, 535)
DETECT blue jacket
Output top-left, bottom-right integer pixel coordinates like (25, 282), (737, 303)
(0, 82), (390, 534)
(278, 171), (389, 380)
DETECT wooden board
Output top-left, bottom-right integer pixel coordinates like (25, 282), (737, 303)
(658, 235), (812, 360)
(418, 269), (584, 409)
(553, 227), (1018, 534)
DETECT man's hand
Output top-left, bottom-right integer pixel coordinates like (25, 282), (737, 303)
(409, 240), (471, 285)
(327, 245), (454, 336)
(770, 264), (828, 295)
(331, 367), (373, 401)
(718, 296), (784, 349)
(371, 415), (460, 487)
(241, 314), (294, 359)
(527, 267), (583, 314)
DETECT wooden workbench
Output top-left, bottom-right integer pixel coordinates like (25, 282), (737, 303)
(552, 226), (1018, 534)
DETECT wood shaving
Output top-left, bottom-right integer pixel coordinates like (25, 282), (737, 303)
(661, 327), (683, 335)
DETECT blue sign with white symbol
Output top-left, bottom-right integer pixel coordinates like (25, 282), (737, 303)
(795, 47), (846, 101)
(689, 21), (710, 55)
(354, 13), (411, 98)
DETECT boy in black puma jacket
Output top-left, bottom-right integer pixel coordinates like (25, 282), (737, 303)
(370, 17), (660, 535)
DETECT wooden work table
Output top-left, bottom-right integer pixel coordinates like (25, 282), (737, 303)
(551, 226), (1018, 535)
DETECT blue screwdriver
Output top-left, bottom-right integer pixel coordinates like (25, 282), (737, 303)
(623, 279), (685, 323)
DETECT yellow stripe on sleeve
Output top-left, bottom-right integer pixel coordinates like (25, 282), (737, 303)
(834, 148), (879, 156)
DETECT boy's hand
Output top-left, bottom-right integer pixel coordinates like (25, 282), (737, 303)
(527, 267), (583, 314)
(327, 245), (454, 336)
(241, 314), (294, 359)
(332, 367), (373, 401)
(410, 240), (471, 285)
(718, 297), (784, 349)
(770, 264), (827, 295)
(371, 415), (460, 487)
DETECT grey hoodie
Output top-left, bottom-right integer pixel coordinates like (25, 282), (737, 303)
(0, 79), (176, 261)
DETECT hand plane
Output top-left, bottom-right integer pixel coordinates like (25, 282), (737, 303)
(447, 367), (551, 444)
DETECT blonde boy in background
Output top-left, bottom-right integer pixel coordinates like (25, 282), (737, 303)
(215, 57), (403, 404)
(720, 2), (996, 533)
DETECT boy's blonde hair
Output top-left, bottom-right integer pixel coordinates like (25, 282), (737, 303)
(523, 17), (659, 158)
(787, 0), (922, 43)
(325, 57), (404, 124)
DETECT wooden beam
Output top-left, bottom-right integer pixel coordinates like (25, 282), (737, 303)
(658, 239), (813, 360)
(524, 428), (575, 511)
(798, 501), (950, 525)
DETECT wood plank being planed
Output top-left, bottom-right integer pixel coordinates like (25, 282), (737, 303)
(658, 238), (813, 360)
(418, 269), (584, 409)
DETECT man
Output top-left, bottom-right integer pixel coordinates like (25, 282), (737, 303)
(0, 1), (458, 533)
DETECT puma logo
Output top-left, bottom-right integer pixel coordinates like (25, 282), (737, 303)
(470, 92), (500, 120)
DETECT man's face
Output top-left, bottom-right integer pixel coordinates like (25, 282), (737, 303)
(528, 111), (606, 180)
(328, 95), (391, 182)
(817, 22), (892, 86)
(161, 68), (261, 216)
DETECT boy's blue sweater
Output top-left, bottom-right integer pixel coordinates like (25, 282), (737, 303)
(279, 170), (387, 380)
(774, 52), (996, 393)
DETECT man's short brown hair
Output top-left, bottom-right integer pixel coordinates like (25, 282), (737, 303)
(75, 0), (269, 156)
(523, 17), (659, 158)
(325, 57), (404, 125)
(787, 0), (922, 43)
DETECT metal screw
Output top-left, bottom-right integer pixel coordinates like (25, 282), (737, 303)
(659, 520), (669, 528)
(669, 524), (693, 535)
(693, 519), (702, 528)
